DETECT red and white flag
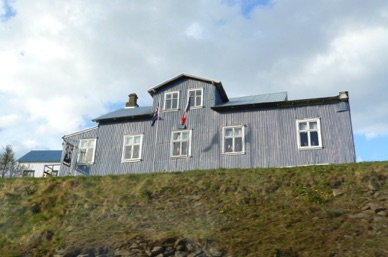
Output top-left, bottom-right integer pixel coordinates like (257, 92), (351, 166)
(181, 98), (190, 126)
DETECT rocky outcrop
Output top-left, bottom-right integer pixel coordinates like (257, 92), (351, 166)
(347, 177), (387, 236)
(53, 237), (226, 257)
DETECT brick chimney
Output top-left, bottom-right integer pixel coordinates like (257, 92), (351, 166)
(125, 93), (139, 108)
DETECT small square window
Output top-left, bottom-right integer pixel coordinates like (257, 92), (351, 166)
(222, 125), (245, 154)
(296, 119), (322, 149)
(188, 88), (203, 108)
(164, 91), (179, 111)
(122, 134), (143, 162)
(171, 130), (191, 158)
(78, 138), (97, 164)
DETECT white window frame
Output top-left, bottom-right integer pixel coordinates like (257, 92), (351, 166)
(164, 91), (180, 111)
(296, 118), (322, 150)
(122, 134), (143, 162)
(78, 138), (97, 164)
(170, 130), (192, 158)
(222, 125), (245, 155)
(188, 88), (203, 108)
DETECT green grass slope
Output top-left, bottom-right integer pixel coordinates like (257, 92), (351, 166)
(0, 162), (387, 257)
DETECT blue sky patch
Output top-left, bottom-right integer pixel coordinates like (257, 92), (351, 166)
(0, 0), (16, 22)
(222, 0), (272, 18)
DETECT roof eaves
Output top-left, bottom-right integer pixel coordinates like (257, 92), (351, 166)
(211, 94), (346, 111)
(63, 126), (98, 139)
(94, 113), (152, 123)
(92, 106), (153, 123)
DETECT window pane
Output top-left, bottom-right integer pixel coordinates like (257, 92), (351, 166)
(181, 142), (187, 156)
(124, 146), (132, 159)
(300, 132), (308, 147)
(196, 96), (201, 105)
(126, 137), (133, 145)
(310, 132), (319, 146)
(172, 99), (178, 109)
(173, 132), (180, 140)
(86, 148), (94, 163)
(225, 128), (233, 137)
(165, 100), (171, 109)
(235, 128), (242, 136)
(225, 138), (233, 152)
(299, 122), (307, 131)
(133, 145), (140, 159)
(309, 122), (317, 130)
(235, 137), (242, 152)
(182, 132), (189, 140)
(134, 136), (141, 144)
(173, 142), (180, 156)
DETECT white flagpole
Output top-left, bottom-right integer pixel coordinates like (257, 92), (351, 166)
(152, 100), (160, 172)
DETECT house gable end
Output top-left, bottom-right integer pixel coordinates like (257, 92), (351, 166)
(148, 73), (229, 104)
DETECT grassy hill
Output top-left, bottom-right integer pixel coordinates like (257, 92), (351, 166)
(0, 162), (387, 257)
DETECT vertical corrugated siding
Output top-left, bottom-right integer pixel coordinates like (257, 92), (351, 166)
(59, 127), (99, 176)
(59, 78), (355, 176)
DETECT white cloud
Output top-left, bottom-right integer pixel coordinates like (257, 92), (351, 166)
(0, 114), (19, 128)
(185, 22), (204, 39)
(1, 0), (388, 159)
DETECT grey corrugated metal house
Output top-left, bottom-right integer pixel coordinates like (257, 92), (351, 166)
(59, 74), (355, 176)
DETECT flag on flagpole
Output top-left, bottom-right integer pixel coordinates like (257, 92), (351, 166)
(151, 102), (159, 126)
(181, 98), (190, 126)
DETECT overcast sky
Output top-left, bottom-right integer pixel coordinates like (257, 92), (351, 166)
(1, 0), (388, 161)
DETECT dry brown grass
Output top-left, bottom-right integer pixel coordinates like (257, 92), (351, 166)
(0, 161), (387, 256)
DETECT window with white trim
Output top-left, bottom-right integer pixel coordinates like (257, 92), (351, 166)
(296, 118), (322, 149)
(78, 138), (97, 164)
(122, 134), (143, 162)
(188, 88), (203, 108)
(171, 130), (192, 158)
(164, 91), (179, 111)
(222, 125), (245, 154)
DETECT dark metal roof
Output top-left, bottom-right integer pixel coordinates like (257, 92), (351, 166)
(93, 106), (153, 122)
(18, 150), (62, 163)
(214, 91), (288, 108)
(148, 73), (229, 102)
(212, 92), (347, 111)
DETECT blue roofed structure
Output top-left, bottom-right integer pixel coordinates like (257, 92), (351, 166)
(18, 150), (62, 177)
(18, 150), (62, 163)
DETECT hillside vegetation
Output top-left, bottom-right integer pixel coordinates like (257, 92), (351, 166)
(0, 162), (387, 257)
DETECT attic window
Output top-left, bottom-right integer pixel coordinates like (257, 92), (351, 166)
(164, 91), (179, 111)
(188, 88), (203, 108)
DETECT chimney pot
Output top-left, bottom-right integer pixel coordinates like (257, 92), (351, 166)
(126, 93), (139, 108)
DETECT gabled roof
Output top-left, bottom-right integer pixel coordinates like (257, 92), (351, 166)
(148, 73), (229, 102)
(18, 150), (62, 163)
(214, 92), (288, 108)
(93, 106), (153, 122)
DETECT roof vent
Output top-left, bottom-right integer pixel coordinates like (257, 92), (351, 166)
(125, 93), (139, 108)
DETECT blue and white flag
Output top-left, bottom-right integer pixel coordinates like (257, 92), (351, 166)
(151, 102), (159, 126)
